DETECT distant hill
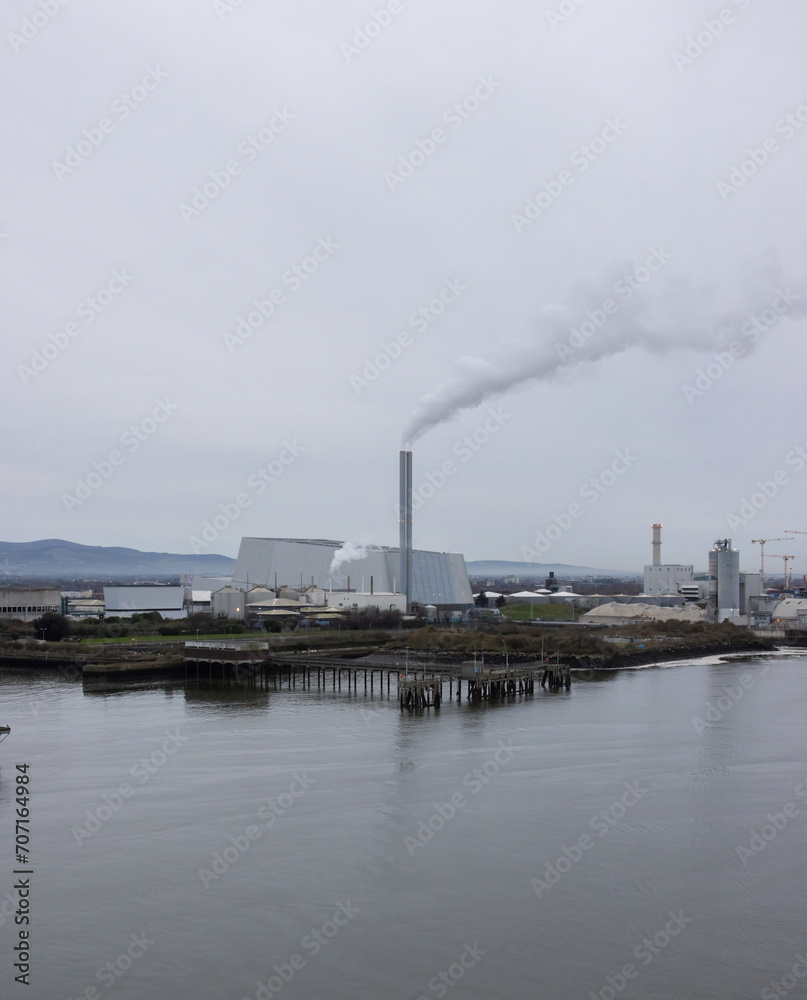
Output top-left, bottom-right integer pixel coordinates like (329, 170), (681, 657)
(0, 539), (235, 580)
(466, 560), (639, 579)
(0, 542), (637, 584)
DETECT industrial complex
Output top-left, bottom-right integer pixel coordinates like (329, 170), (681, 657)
(2, 454), (807, 633)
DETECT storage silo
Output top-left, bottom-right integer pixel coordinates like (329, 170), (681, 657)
(709, 539), (740, 622)
(708, 546), (719, 621)
(717, 543), (740, 621)
(211, 586), (246, 619)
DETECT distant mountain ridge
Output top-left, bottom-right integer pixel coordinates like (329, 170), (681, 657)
(0, 539), (236, 580)
(466, 560), (639, 579)
(0, 541), (638, 583)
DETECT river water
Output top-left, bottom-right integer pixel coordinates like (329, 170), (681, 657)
(0, 652), (805, 1000)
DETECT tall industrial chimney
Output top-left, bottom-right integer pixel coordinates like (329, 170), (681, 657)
(652, 523), (662, 567)
(399, 450), (413, 607)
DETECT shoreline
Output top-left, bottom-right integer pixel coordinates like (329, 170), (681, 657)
(0, 635), (798, 682)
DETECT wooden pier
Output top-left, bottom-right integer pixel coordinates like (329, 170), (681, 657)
(399, 676), (442, 709)
(540, 664), (572, 691)
(463, 667), (536, 702)
(182, 643), (571, 707)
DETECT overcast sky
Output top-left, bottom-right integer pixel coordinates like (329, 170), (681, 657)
(3, 0), (806, 574)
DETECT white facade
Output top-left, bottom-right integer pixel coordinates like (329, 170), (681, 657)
(679, 582), (709, 602)
(234, 538), (472, 607)
(325, 592), (406, 612)
(643, 564), (694, 596)
(211, 586), (246, 619)
(739, 572), (761, 614)
(0, 589), (61, 621)
(771, 598), (807, 624)
(103, 586), (186, 619)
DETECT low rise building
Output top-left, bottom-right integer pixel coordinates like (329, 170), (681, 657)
(103, 586), (186, 619)
(0, 588), (60, 621)
(643, 564), (694, 596)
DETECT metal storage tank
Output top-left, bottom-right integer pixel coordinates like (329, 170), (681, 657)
(708, 548), (719, 610)
(211, 586), (245, 619)
(709, 539), (740, 621)
(717, 543), (740, 620)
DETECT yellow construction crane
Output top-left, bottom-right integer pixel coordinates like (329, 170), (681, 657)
(751, 538), (789, 589)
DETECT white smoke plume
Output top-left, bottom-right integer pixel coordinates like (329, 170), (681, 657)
(329, 542), (368, 578)
(403, 254), (806, 444)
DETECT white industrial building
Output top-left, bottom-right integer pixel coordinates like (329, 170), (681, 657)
(233, 537), (472, 610)
(771, 598), (807, 627)
(325, 592), (406, 612)
(103, 586), (186, 619)
(643, 524), (694, 596)
(0, 588), (60, 621)
(644, 564), (694, 596)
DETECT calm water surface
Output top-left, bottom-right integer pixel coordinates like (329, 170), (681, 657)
(0, 653), (805, 1000)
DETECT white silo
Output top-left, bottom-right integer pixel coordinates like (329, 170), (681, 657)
(710, 539), (740, 622)
(211, 585), (246, 619)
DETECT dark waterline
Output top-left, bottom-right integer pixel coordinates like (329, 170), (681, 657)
(0, 652), (805, 1000)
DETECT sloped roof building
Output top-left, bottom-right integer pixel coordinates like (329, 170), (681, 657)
(233, 538), (472, 609)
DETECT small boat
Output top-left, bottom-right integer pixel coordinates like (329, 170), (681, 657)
(0, 726), (10, 744)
